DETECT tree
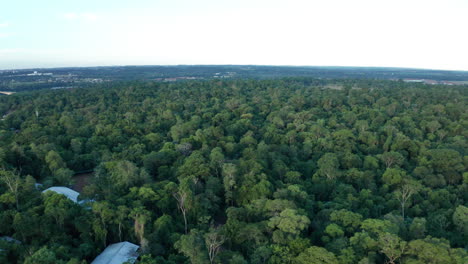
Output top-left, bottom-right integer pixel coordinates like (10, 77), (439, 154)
(175, 229), (209, 264)
(222, 163), (237, 206)
(324, 223), (344, 239)
(360, 219), (398, 237)
(45, 150), (66, 172)
(177, 151), (211, 181)
(294, 246), (338, 264)
(130, 207), (150, 251)
(409, 217), (427, 240)
(452, 205), (468, 236)
(0, 169), (21, 209)
(209, 147), (225, 176)
(92, 201), (114, 247)
(43, 192), (75, 228)
(284, 171), (302, 184)
(0, 147), (6, 166)
(382, 168), (406, 186)
(378, 233), (406, 264)
(95, 160), (149, 196)
(115, 205), (129, 242)
(330, 209), (363, 234)
(173, 183), (193, 234)
(153, 214), (175, 242)
(428, 149), (464, 184)
(395, 182), (419, 219)
(24, 247), (62, 264)
(53, 168), (74, 185)
(316, 153), (340, 180)
(380, 151), (405, 168)
(404, 237), (464, 264)
(12, 210), (41, 242)
(205, 227), (225, 264)
(251, 246), (272, 264)
(268, 209), (310, 244)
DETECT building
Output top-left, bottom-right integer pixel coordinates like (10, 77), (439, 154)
(42, 186), (80, 203)
(403, 79), (424, 83)
(91, 241), (140, 264)
(0, 237), (21, 244)
(26, 71), (52, 76)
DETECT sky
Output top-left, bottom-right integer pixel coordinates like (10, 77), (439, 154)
(1, 0), (468, 70)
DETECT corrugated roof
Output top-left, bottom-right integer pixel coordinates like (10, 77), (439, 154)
(91, 241), (139, 264)
(42, 186), (80, 203)
(0, 236), (21, 244)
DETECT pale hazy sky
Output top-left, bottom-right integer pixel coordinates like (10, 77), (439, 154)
(1, 0), (468, 70)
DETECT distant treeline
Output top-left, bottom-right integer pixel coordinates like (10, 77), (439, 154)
(1, 65), (468, 92)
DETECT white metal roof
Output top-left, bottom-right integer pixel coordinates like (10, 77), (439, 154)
(42, 186), (80, 203)
(0, 236), (21, 244)
(91, 241), (139, 264)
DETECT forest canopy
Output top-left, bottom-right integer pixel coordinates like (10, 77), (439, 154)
(0, 78), (466, 263)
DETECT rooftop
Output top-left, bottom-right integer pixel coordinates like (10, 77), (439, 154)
(0, 236), (21, 244)
(42, 186), (80, 203)
(91, 241), (140, 264)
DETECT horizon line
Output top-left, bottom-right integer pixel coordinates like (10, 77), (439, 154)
(1, 64), (468, 73)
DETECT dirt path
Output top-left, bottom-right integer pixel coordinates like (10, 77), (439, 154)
(72, 172), (94, 192)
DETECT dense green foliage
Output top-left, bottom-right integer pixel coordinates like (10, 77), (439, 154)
(0, 78), (467, 263)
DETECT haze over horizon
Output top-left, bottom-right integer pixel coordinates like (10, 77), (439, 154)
(1, 0), (468, 71)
